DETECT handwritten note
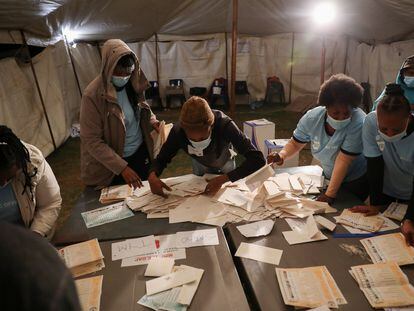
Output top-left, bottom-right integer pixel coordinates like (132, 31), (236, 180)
(176, 228), (219, 248)
(111, 235), (157, 261)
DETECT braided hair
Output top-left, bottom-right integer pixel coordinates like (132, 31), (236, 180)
(378, 83), (410, 115)
(0, 126), (36, 198)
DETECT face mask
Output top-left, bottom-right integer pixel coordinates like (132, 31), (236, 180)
(189, 135), (212, 150)
(326, 114), (351, 130)
(378, 119), (409, 143)
(111, 75), (130, 88)
(404, 76), (414, 88)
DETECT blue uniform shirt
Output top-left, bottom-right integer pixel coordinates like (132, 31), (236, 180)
(0, 183), (24, 226)
(116, 88), (143, 157)
(293, 106), (367, 182)
(362, 111), (414, 200)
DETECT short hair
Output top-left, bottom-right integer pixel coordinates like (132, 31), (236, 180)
(117, 54), (135, 69)
(378, 83), (410, 115)
(317, 74), (363, 108)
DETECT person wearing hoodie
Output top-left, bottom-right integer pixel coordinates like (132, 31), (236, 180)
(148, 96), (266, 197)
(80, 39), (159, 189)
(372, 55), (414, 111)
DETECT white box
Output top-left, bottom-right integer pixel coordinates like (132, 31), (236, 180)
(264, 139), (299, 168)
(243, 119), (275, 156)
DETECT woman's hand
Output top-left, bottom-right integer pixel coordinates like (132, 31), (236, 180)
(204, 175), (229, 195)
(316, 193), (335, 205)
(152, 121), (161, 133)
(349, 205), (380, 216)
(401, 219), (414, 246)
(148, 172), (171, 198)
(267, 152), (284, 165)
(121, 166), (143, 189)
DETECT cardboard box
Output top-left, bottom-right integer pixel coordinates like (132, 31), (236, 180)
(264, 139), (299, 167)
(243, 119), (275, 156)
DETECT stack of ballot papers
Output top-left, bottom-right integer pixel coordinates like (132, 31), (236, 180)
(59, 239), (105, 277)
(81, 201), (134, 228)
(336, 209), (385, 232)
(75, 275), (103, 311)
(350, 262), (414, 308)
(139, 264), (204, 310)
(334, 213), (400, 235)
(276, 266), (347, 309)
(99, 184), (133, 204)
(384, 202), (409, 222)
(360, 233), (414, 266)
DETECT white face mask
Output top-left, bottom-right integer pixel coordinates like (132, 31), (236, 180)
(378, 118), (409, 143)
(326, 114), (351, 130)
(189, 135), (212, 150)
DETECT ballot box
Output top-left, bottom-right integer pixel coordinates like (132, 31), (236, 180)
(243, 119), (275, 156)
(264, 138), (299, 167)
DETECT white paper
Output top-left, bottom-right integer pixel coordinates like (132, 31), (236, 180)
(81, 202), (134, 228)
(145, 257), (175, 277)
(176, 228), (219, 248)
(146, 269), (199, 296)
(282, 230), (328, 245)
(175, 265), (204, 305)
(315, 215), (337, 231)
(244, 164), (275, 191)
(235, 242), (283, 265)
(112, 235), (157, 261)
(384, 202), (409, 222)
(236, 220), (275, 238)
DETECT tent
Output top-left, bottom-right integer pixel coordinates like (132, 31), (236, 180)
(1, 0), (414, 155)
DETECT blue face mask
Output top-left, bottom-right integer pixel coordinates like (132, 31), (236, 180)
(111, 75), (130, 88)
(404, 76), (414, 88)
(326, 114), (351, 130)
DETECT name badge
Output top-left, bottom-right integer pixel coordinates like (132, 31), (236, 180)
(188, 145), (203, 157)
(312, 140), (320, 150)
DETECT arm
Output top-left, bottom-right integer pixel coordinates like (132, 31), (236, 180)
(224, 121), (266, 182)
(80, 95), (127, 175)
(402, 182), (414, 246)
(30, 159), (62, 237)
(324, 152), (356, 198)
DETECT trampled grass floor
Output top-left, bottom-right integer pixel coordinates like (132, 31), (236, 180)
(46, 105), (312, 228)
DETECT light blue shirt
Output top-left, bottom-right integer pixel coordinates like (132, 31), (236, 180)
(362, 111), (414, 200)
(116, 88), (143, 157)
(293, 106), (367, 182)
(0, 183), (24, 225)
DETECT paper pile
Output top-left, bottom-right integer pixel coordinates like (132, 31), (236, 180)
(384, 202), (409, 222)
(139, 265), (204, 310)
(59, 239), (105, 278)
(75, 275), (103, 311)
(336, 209), (385, 232)
(81, 201), (134, 228)
(276, 266), (347, 309)
(361, 233), (414, 266)
(99, 184), (133, 204)
(350, 262), (414, 308)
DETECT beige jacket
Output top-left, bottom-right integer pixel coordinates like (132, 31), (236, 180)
(11, 143), (62, 237)
(80, 39), (157, 187)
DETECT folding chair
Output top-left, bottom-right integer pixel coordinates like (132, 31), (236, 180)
(208, 77), (229, 110)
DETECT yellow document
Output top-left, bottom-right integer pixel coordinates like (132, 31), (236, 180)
(75, 275), (103, 311)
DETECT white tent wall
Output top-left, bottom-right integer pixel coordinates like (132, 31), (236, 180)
(69, 43), (101, 92)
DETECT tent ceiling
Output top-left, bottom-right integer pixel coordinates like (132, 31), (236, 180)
(0, 0), (414, 43)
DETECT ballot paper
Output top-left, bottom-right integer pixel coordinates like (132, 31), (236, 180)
(307, 306), (330, 311)
(81, 202), (134, 228)
(336, 209), (385, 232)
(314, 215), (337, 231)
(121, 234), (186, 267)
(99, 184), (133, 204)
(235, 242), (283, 265)
(59, 239), (105, 277)
(75, 275), (103, 311)
(236, 220), (274, 238)
(145, 257), (175, 277)
(384, 202), (409, 222)
(335, 214), (399, 234)
(272, 173), (291, 191)
(174, 265), (204, 305)
(146, 268), (199, 295)
(244, 164), (275, 191)
(282, 230), (328, 245)
(176, 228), (219, 248)
(138, 287), (186, 311)
(151, 121), (173, 158)
(275, 266), (346, 309)
(112, 235), (157, 261)
(361, 233), (414, 266)
(350, 262), (414, 308)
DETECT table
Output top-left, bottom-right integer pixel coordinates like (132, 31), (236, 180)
(52, 187), (209, 246)
(224, 166), (414, 310)
(91, 232), (250, 311)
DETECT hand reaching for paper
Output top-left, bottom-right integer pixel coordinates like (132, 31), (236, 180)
(148, 172), (171, 198)
(316, 193), (335, 205)
(401, 219), (414, 246)
(121, 166), (143, 189)
(267, 152), (284, 165)
(350, 205), (380, 216)
(152, 121), (161, 133)
(204, 175), (229, 195)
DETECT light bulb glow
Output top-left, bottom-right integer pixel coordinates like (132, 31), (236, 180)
(312, 2), (337, 25)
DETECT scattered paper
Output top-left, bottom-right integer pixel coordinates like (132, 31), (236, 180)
(336, 209), (384, 232)
(282, 230), (328, 245)
(146, 269), (199, 296)
(112, 235), (157, 261)
(384, 202), (408, 222)
(138, 287), (185, 311)
(235, 242), (283, 265)
(75, 275), (103, 311)
(315, 215), (336, 231)
(236, 220), (274, 238)
(175, 265), (204, 305)
(99, 184), (132, 204)
(176, 228), (219, 248)
(145, 257), (175, 277)
(244, 164), (275, 191)
(81, 202), (134, 228)
(361, 233), (414, 266)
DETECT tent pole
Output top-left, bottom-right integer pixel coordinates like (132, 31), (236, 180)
(225, 32), (229, 91)
(320, 36), (326, 85)
(230, 0), (238, 119)
(343, 35), (349, 74)
(155, 33), (160, 86)
(64, 37), (83, 97)
(288, 32), (295, 104)
(20, 30), (57, 151)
